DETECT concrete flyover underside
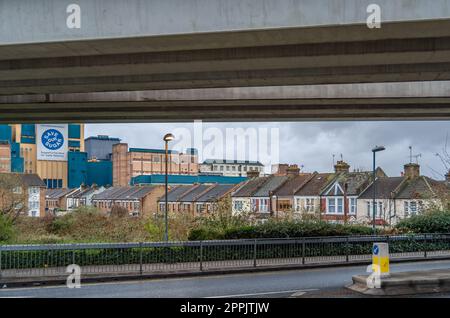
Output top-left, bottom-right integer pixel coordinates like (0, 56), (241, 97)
(1, 82), (450, 123)
(1, 0), (450, 121)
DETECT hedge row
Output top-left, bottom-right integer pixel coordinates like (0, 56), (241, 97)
(189, 220), (376, 241)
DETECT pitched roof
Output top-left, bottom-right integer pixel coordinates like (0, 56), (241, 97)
(0, 173), (46, 187)
(232, 176), (270, 197)
(19, 174), (46, 187)
(91, 186), (158, 200)
(322, 172), (372, 196)
(178, 184), (212, 202)
(160, 185), (195, 202)
(252, 175), (289, 197)
(358, 177), (405, 199)
(295, 173), (335, 196)
(395, 176), (442, 199)
(46, 188), (76, 199)
(273, 174), (312, 196)
(195, 184), (235, 202)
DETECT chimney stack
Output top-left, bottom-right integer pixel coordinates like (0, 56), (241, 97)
(404, 163), (420, 179)
(334, 160), (350, 174)
(286, 164), (300, 176)
(246, 170), (260, 178)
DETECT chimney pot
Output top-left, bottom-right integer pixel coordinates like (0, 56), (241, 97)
(334, 160), (350, 173)
(404, 163), (420, 179)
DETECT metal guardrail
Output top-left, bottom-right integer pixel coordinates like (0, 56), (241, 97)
(1, 234), (449, 280)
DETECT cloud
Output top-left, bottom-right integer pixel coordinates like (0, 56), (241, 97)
(86, 121), (450, 180)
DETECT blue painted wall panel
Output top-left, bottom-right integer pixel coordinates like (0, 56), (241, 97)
(86, 161), (113, 187)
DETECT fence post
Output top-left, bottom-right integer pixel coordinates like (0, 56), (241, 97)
(346, 237), (349, 263)
(302, 238), (305, 265)
(139, 242), (143, 275)
(424, 234), (428, 259)
(253, 239), (257, 267)
(199, 241), (203, 271)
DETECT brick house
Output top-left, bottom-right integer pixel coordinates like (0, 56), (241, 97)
(293, 172), (336, 216)
(45, 188), (77, 214)
(0, 173), (46, 217)
(158, 183), (237, 216)
(319, 160), (386, 223)
(91, 186), (164, 217)
(358, 163), (450, 226)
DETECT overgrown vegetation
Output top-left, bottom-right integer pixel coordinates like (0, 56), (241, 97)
(12, 207), (152, 244)
(396, 209), (450, 233)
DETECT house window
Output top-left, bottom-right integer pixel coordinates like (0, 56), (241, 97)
(305, 198), (315, 212)
(327, 198), (336, 213)
(327, 198), (344, 214)
(337, 198), (343, 213)
(234, 200), (243, 211)
(260, 199), (269, 212)
(349, 198), (357, 214)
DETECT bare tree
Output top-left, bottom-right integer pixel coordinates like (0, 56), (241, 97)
(0, 173), (28, 223)
(435, 133), (450, 177)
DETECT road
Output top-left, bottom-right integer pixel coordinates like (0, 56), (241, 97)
(1, 260), (450, 298)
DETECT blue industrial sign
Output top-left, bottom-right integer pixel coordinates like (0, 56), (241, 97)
(42, 129), (64, 150)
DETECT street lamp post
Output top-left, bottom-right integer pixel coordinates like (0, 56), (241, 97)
(163, 133), (175, 242)
(371, 145), (385, 235)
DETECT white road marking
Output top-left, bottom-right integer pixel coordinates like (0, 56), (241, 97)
(205, 288), (319, 298)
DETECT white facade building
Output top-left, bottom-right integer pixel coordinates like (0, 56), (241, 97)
(200, 159), (264, 177)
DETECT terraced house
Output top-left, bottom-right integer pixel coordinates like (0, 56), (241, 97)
(231, 174), (290, 220)
(158, 183), (237, 216)
(45, 188), (77, 214)
(271, 171), (314, 217)
(91, 186), (164, 217)
(293, 172), (336, 216)
(358, 163), (450, 226)
(231, 176), (270, 215)
(320, 161), (386, 223)
(66, 186), (106, 211)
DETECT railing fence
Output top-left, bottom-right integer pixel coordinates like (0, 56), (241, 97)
(1, 234), (449, 280)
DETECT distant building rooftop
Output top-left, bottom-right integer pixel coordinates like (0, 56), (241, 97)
(129, 148), (179, 154)
(131, 174), (247, 186)
(85, 135), (121, 142)
(203, 159), (264, 166)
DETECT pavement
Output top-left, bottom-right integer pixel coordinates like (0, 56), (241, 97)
(0, 259), (450, 298)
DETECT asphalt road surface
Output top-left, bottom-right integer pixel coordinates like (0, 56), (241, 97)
(1, 260), (450, 298)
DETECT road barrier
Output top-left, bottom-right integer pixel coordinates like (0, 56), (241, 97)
(1, 234), (449, 280)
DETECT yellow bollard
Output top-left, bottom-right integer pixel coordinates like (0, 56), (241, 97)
(372, 243), (389, 277)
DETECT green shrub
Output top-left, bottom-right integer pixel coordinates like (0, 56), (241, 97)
(188, 220), (376, 240)
(0, 214), (15, 242)
(188, 227), (225, 241)
(396, 209), (450, 233)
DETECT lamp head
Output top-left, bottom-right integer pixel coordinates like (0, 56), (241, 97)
(372, 145), (386, 153)
(163, 133), (175, 142)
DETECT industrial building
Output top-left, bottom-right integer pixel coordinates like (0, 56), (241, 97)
(0, 124), (85, 188)
(85, 135), (121, 161)
(112, 143), (199, 186)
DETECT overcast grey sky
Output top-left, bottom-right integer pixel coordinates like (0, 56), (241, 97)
(86, 121), (450, 180)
